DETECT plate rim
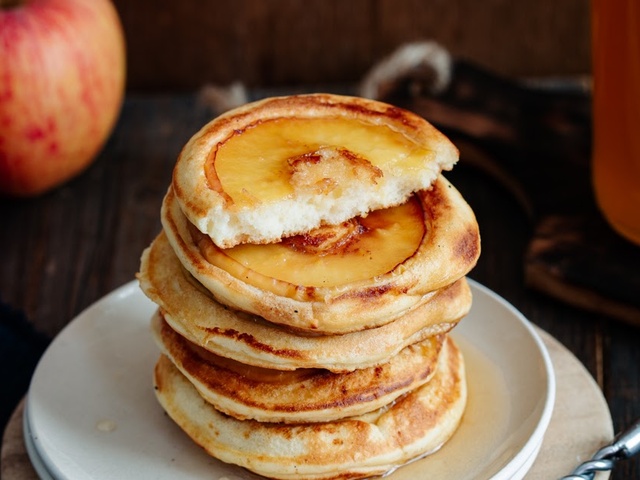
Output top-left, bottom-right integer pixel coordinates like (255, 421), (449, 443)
(25, 278), (556, 480)
(465, 278), (556, 479)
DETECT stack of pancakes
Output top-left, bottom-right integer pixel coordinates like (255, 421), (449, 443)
(138, 94), (480, 479)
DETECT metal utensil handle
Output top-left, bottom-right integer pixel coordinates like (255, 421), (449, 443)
(560, 419), (640, 480)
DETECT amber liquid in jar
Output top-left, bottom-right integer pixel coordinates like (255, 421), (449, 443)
(592, 0), (640, 245)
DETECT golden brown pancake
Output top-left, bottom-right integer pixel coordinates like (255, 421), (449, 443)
(172, 93), (459, 248)
(153, 335), (466, 480)
(138, 231), (472, 372)
(140, 92), (477, 479)
(161, 175), (480, 334)
(152, 312), (445, 423)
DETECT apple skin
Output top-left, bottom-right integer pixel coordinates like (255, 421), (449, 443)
(0, 0), (126, 197)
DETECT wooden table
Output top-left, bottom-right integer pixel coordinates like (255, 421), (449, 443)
(1, 91), (639, 479)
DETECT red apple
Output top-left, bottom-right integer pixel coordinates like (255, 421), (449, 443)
(0, 0), (126, 196)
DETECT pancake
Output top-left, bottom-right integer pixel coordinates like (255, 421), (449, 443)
(152, 312), (445, 423)
(161, 174), (480, 334)
(141, 92), (477, 479)
(153, 335), (466, 480)
(172, 93), (459, 248)
(138, 231), (472, 372)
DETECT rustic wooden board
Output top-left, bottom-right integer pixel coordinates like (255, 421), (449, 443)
(526, 215), (640, 327)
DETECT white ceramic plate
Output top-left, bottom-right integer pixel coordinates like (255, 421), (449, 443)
(25, 279), (555, 480)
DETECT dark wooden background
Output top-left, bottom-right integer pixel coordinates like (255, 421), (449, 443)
(111, 0), (591, 90)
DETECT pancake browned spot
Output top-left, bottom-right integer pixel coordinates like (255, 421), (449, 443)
(152, 312), (445, 423)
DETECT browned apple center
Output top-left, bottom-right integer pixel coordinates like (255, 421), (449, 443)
(288, 146), (383, 195)
(282, 219), (367, 255)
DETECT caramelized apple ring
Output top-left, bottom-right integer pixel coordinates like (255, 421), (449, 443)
(161, 174), (480, 333)
(172, 93), (459, 248)
(138, 231), (471, 372)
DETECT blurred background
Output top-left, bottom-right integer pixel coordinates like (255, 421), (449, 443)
(111, 0), (590, 90)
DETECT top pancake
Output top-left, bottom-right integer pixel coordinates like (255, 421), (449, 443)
(172, 93), (459, 248)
